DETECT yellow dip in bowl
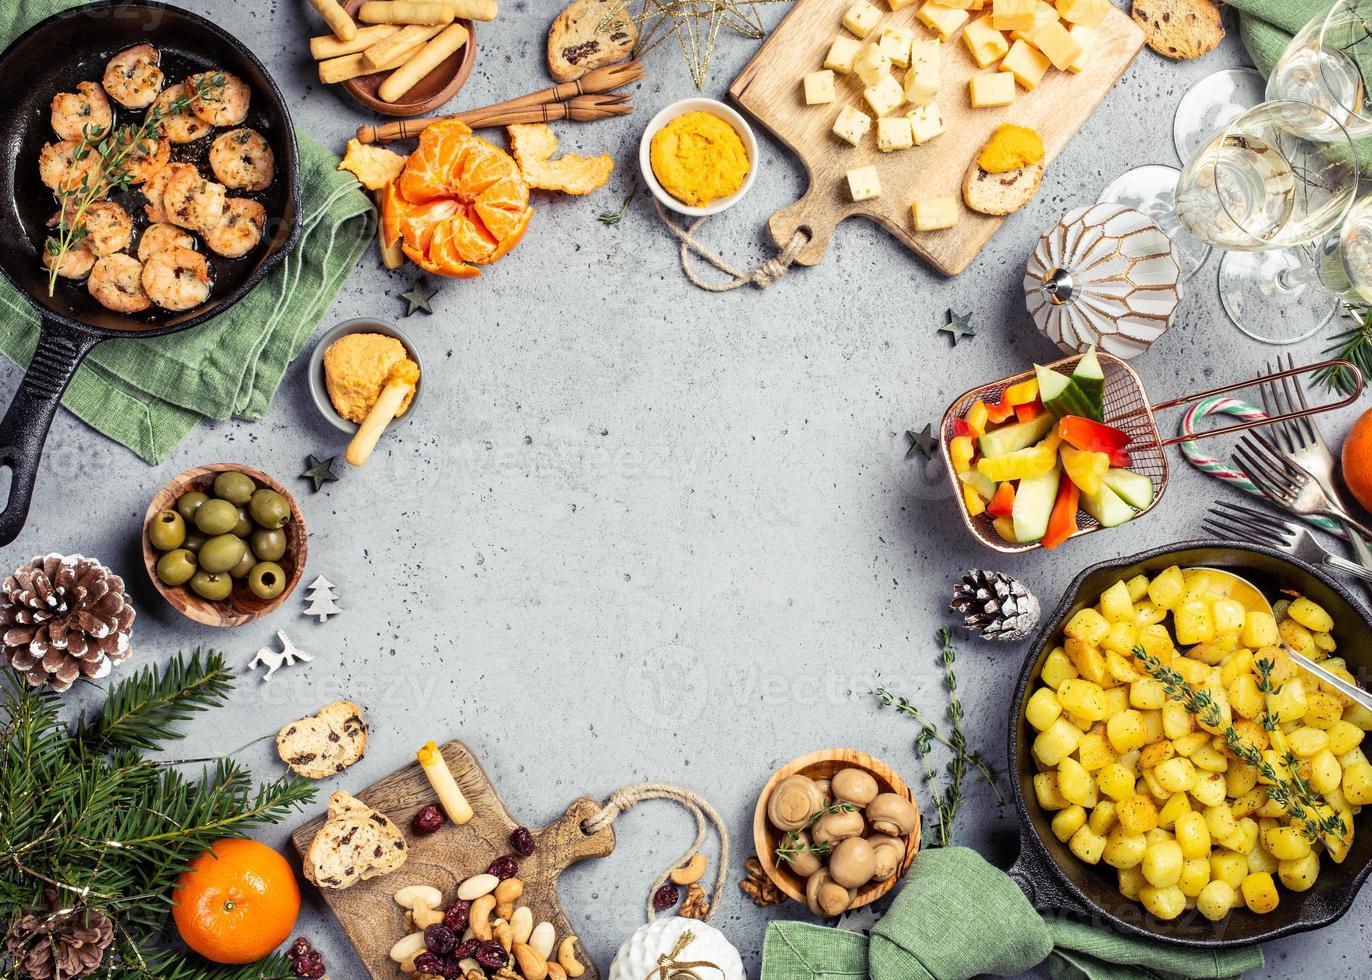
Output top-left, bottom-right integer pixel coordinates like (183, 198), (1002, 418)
(323, 333), (417, 424)
(649, 111), (750, 208)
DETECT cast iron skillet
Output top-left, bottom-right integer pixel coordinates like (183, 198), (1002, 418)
(1007, 540), (1372, 948)
(0, 0), (301, 545)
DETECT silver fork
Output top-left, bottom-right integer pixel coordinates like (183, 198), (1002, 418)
(1257, 355), (1372, 574)
(1233, 434), (1372, 540)
(1204, 500), (1372, 584)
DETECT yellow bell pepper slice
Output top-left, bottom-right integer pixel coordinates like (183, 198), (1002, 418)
(993, 516), (1018, 542)
(1003, 378), (1040, 407)
(962, 482), (987, 517)
(976, 433), (1061, 482)
(966, 400), (989, 438)
(1060, 445), (1111, 496)
(950, 435), (975, 473)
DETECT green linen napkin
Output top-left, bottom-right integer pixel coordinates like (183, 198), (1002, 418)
(1225, 0), (1329, 75)
(761, 847), (1265, 980)
(0, 0), (374, 463)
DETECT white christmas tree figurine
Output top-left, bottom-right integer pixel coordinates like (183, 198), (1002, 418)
(302, 575), (342, 622)
(246, 630), (312, 682)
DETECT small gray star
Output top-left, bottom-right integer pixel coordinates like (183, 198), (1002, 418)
(905, 424), (938, 460)
(938, 308), (975, 345)
(400, 283), (438, 316)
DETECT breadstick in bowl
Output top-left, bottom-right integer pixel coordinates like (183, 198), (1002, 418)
(346, 358), (421, 466)
(358, 1), (454, 24)
(377, 22), (469, 102)
(308, 0), (358, 40)
(310, 23), (400, 60)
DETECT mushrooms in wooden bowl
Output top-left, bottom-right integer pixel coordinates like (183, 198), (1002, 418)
(754, 748), (921, 915)
(142, 463), (307, 628)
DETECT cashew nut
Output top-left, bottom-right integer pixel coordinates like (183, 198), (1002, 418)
(514, 943), (550, 980)
(400, 950), (421, 975)
(412, 904), (445, 929)
(546, 963), (567, 980)
(511, 906), (534, 945)
(470, 894), (496, 941)
(458, 959), (480, 974)
(457, 873), (499, 900)
(529, 921), (556, 959)
(670, 853), (708, 885)
(494, 877), (525, 919)
(559, 936), (586, 978)
(390, 932), (427, 963)
(495, 919), (514, 953)
(394, 884), (445, 909)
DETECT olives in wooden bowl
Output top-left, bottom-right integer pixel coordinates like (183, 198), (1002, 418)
(142, 464), (307, 627)
(753, 748), (921, 915)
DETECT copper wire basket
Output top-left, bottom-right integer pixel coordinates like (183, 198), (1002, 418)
(938, 353), (1366, 554)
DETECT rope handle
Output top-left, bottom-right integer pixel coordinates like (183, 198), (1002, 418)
(583, 782), (729, 923)
(654, 200), (809, 292)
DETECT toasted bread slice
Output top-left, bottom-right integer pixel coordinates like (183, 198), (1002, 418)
(1131, 0), (1224, 61)
(276, 701), (368, 780)
(547, 0), (638, 83)
(963, 160), (1046, 216)
(303, 790), (407, 890)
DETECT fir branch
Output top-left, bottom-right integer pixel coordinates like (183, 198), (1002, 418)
(1315, 304), (1372, 396)
(81, 650), (234, 752)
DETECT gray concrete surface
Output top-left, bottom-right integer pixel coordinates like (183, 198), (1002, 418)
(2, 1), (1370, 977)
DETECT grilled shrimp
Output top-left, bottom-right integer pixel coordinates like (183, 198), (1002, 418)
(114, 126), (169, 186)
(74, 201), (134, 256)
(50, 81), (113, 142)
(137, 222), (195, 262)
(39, 140), (101, 196)
(141, 246), (211, 311)
(209, 128), (274, 192)
(88, 253), (151, 312)
(140, 163), (183, 223)
(103, 43), (163, 110)
(204, 199), (265, 258)
(187, 70), (250, 127)
(43, 242), (97, 280)
(152, 83), (213, 143)
(163, 165), (226, 233)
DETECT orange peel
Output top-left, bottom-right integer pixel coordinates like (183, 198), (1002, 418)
(508, 123), (614, 196)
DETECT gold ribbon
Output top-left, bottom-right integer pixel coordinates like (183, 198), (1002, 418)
(644, 931), (725, 980)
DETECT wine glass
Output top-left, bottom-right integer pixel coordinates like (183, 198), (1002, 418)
(1268, 0), (1372, 140)
(1173, 67), (1267, 162)
(1097, 165), (1212, 281)
(1175, 100), (1360, 344)
(1287, 195), (1372, 303)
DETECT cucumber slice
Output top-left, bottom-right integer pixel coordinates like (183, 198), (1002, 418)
(1101, 467), (1154, 510)
(1012, 465), (1061, 543)
(958, 468), (998, 501)
(978, 411), (1055, 458)
(1070, 347), (1105, 422)
(1081, 482), (1136, 528)
(1035, 364), (1095, 420)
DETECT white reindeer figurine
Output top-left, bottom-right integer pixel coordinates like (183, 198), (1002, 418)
(246, 630), (312, 681)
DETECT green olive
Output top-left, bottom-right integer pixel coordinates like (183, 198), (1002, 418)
(175, 491), (209, 523)
(231, 506), (253, 537)
(247, 561), (287, 600)
(194, 498), (239, 535)
(198, 533), (247, 574)
(189, 570), (233, 601)
(148, 509), (186, 550)
(228, 549), (257, 578)
(155, 549), (198, 587)
(248, 489), (291, 529)
(183, 529), (206, 553)
(213, 471), (257, 505)
(249, 527), (287, 562)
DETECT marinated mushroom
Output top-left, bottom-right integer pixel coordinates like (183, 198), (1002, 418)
(767, 774), (826, 832)
(780, 830), (823, 877)
(828, 836), (877, 889)
(805, 867), (852, 917)
(830, 767), (879, 807)
(814, 777), (832, 805)
(866, 793), (919, 837)
(810, 806), (865, 846)
(866, 834), (904, 882)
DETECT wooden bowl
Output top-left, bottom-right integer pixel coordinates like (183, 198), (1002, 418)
(339, 0), (476, 117)
(753, 748), (921, 911)
(142, 464), (307, 628)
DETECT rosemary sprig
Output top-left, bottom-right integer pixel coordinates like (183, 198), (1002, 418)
(774, 801), (855, 866)
(597, 183), (637, 226)
(1131, 646), (1347, 843)
(1315, 304), (1372, 396)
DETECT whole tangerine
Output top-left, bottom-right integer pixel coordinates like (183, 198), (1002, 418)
(1342, 407), (1372, 513)
(171, 838), (300, 964)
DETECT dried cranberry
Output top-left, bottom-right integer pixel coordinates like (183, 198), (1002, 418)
(437, 958), (465, 978)
(301, 962), (325, 980)
(510, 827), (536, 856)
(290, 937), (314, 958)
(424, 924), (457, 955)
(443, 899), (470, 932)
(413, 952), (443, 975)
(487, 855), (519, 879)
(474, 940), (508, 970)
(452, 939), (479, 960)
(412, 803), (446, 835)
(653, 882), (680, 910)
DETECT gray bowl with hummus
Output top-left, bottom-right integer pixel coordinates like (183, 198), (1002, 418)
(308, 318), (424, 433)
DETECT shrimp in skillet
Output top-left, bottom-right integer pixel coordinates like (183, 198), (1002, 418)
(204, 199), (265, 258)
(49, 201), (133, 256)
(43, 242), (97, 280)
(88, 254), (151, 313)
(187, 70), (250, 127)
(209, 128), (274, 192)
(163, 165), (226, 233)
(50, 81), (113, 142)
(140, 163), (183, 224)
(113, 126), (169, 186)
(141, 246), (211, 311)
(137, 222), (195, 262)
(152, 83), (213, 144)
(103, 43), (163, 110)
(39, 140), (101, 196)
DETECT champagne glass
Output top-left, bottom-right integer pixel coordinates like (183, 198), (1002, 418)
(1175, 100), (1360, 344)
(1173, 67), (1267, 162)
(1267, 0), (1372, 140)
(1291, 195), (1372, 303)
(1097, 165), (1212, 281)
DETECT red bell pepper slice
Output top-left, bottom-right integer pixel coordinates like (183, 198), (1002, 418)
(1014, 400), (1045, 424)
(1109, 447), (1132, 468)
(987, 481), (1016, 518)
(952, 417), (972, 439)
(985, 394), (1016, 425)
(1058, 416), (1130, 456)
(1042, 474), (1080, 551)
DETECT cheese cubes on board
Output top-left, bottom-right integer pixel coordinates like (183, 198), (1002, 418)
(992, 0), (1037, 30)
(863, 75), (906, 116)
(847, 165), (882, 201)
(963, 15), (1010, 67)
(912, 196), (959, 230)
(877, 116), (915, 151)
(854, 43), (893, 86)
(1001, 39), (1050, 89)
(970, 71), (1016, 106)
(907, 104), (945, 143)
(918, 3), (970, 40)
(843, 0), (883, 37)
(879, 26), (916, 65)
(804, 70), (837, 104)
(1056, 0), (1109, 26)
(1028, 18), (1082, 69)
(833, 105), (873, 145)
(825, 35), (862, 73)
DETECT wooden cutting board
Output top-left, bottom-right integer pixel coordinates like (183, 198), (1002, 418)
(291, 741), (615, 979)
(729, 0), (1145, 275)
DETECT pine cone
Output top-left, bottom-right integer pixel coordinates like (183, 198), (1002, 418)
(4, 905), (114, 979)
(950, 569), (1040, 641)
(0, 555), (135, 692)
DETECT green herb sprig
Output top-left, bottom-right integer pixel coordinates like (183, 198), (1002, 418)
(597, 183), (637, 226)
(1315, 305), (1372, 397)
(774, 801), (856, 866)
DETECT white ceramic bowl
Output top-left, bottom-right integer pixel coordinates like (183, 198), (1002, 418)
(638, 97), (759, 217)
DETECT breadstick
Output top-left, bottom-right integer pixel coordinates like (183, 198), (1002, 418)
(416, 741), (474, 824)
(378, 23), (469, 102)
(358, 1), (454, 24)
(346, 360), (420, 466)
(308, 0), (358, 41)
(364, 23), (444, 70)
(403, 0), (499, 21)
(310, 24), (401, 60)
(318, 38), (427, 85)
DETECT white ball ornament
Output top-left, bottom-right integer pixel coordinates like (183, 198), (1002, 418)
(609, 917), (745, 980)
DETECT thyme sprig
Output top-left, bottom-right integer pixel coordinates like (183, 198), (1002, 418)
(597, 183), (637, 226)
(774, 801), (855, 866)
(1131, 646), (1347, 843)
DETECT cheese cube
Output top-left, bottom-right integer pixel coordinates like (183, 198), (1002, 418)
(854, 43), (893, 87)
(918, 3), (970, 40)
(879, 26), (916, 66)
(912, 196), (959, 230)
(825, 35), (863, 73)
(933, 0), (977, 6)
(847, 165), (882, 202)
(969, 71), (1016, 107)
(843, 0), (883, 38)
(992, 0), (1037, 31)
(832, 105), (873, 145)
(911, 38), (941, 67)
(904, 56), (941, 104)
(1057, 0), (1109, 27)
(1011, 1), (1058, 41)
(864, 75), (906, 116)
(1029, 18), (1083, 69)
(1067, 23), (1095, 72)
(1001, 38), (1050, 89)
(803, 69), (837, 104)
(963, 15), (1010, 67)
(907, 103), (945, 143)
(877, 116), (915, 151)
(967, 0), (988, 7)
(888, 0), (920, 8)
